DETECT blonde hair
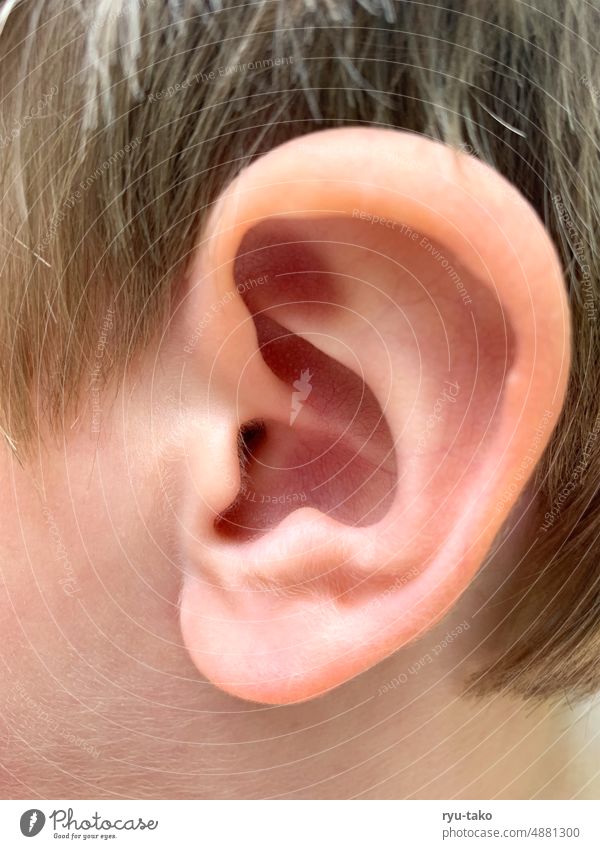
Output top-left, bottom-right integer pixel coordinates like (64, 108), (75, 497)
(1, 0), (599, 699)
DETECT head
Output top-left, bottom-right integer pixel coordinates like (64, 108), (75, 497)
(0, 0), (598, 727)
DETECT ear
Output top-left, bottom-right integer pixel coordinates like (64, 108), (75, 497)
(171, 127), (571, 704)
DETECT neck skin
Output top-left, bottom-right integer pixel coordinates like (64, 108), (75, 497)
(1, 503), (596, 801)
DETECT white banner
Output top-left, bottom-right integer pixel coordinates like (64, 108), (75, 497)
(0, 800), (598, 848)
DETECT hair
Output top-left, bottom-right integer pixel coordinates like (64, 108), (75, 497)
(1, 0), (599, 700)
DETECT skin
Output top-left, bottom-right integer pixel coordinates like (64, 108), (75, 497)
(1, 128), (593, 799)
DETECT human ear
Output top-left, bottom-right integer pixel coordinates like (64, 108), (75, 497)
(171, 127), (571, 704)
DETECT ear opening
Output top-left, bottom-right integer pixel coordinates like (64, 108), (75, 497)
(215, 311), (398, 541)
(215, 212), (516, 549)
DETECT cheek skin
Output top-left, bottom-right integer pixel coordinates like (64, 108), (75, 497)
(0, 360), (199, 719)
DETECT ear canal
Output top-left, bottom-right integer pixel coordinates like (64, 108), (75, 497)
(215, 309), (398, 541)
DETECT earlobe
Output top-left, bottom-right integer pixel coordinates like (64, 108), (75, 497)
(174, 128), (571, 704)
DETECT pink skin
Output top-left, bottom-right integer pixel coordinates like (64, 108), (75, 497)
(0, 129), (577, 798)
